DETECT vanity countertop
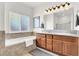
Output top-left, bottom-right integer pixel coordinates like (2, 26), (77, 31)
(36, 30), (79, 37)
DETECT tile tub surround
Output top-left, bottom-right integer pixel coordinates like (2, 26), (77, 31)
(0, 32), (36, 56)
(0, 31), (5, 40)
(5, 32), (33, 39)
(0, 40), (36, 56)
(0, 31), (5, 49)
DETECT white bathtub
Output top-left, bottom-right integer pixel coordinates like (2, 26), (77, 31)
(5, 36), (36, 47)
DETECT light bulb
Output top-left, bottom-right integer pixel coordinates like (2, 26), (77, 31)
(45, 9), (48, 13)
(55, 6), (59, 12)
(64, 2), (70, 10)
(60, 4), (64, 11)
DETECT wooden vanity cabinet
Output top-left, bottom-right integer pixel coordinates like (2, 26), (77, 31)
(63, 37), (78, 56)
(36, 33), (79, 56)
(53, 35), (63, 54)
(46, 35), (53, 51)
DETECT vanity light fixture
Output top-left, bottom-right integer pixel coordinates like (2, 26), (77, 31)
(66, 2), (70, 6)
(48, 8), (52, 11)
(56, 5), (60, 9)
(64, 2), (70, 10)
(45, 10), (48, 12)
(45, 2), (70, 13)
(53, 7), (56, 10)
(61, 4), (65, 7)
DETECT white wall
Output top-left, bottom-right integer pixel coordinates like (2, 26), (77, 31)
(4, 2), (33, 33)
(33, 3), (53, 25)
(33, 2), (79, 30)
(0, 3), (5, 31)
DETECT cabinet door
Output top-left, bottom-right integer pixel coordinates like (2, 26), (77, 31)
(36, 34), (41, 47)
(40, 34), (46, 48)
(63, 37), (78, 56)
(41, 37), (46, 48)
(36, 37), (41, 47)
(46, 35), (53, 51)
(53, 39), (63, 54)
(53, 35), (63, 54)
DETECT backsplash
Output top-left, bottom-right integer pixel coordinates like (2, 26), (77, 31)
(5, 32), (33, 39)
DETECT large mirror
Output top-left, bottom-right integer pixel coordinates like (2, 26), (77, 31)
(54, 8), (74, 30)
(44, 8), (74, 31)
(44, 14), (54, 30)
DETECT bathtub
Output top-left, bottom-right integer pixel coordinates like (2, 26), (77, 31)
(5, 36), (36, 47)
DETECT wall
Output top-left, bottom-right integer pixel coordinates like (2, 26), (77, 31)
(5, 2), (33, 33)
(0, 3), (5, 55)
(0, 3), (5, 31)
(33, 3), (53, 26)
(4, 2), (34, 39)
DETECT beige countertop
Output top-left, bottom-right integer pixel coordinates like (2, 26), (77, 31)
(36, 30), (79, 37)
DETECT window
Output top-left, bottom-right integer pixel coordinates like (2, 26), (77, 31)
(9, 12), (30, 33)
(33, 16), (40, 28)
(21, 16), (29, 31)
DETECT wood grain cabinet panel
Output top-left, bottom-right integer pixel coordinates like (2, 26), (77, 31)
(47, 44), (52, 51)
(36, 34), (46, 48)
(63, 37), (78, 56)
(36, 34), (41, 47)
(53, 39), (63, 54)
(46, 35), (53, 51)
(41, 37), (46, 48)
(63, 42), (78, 56)
(53, 35), (63, 54)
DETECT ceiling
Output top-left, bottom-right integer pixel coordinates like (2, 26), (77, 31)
(23, 2), (53, 8)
